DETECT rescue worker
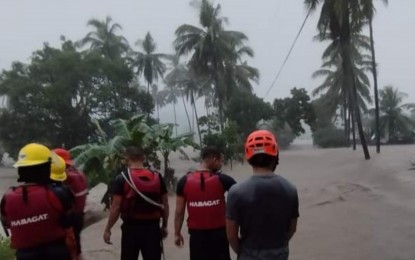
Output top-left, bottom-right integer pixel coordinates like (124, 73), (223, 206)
(50, 155), (79, 260)
(103, 145), (169, 260)
(53, 148), (88, 259)
(226, 130), (299, 260)
(0, 143), (74, 260)
(174, 146), (236, 260)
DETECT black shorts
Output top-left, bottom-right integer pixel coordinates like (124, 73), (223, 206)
(189, 227), (231, 260)
(121, 219), (162, 260)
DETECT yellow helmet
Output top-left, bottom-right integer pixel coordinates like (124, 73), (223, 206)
(13, 143), (53, 168)
(50, 155), (67, 182)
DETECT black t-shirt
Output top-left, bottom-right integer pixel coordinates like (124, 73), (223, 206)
(176, 171), (236, 196)
(227, 174), (299, 250)
(112, 169), (168, 196)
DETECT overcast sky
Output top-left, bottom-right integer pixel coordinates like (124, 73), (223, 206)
(1, 0), (414, 130)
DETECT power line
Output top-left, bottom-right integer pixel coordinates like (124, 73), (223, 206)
(264, 7), (312, 99)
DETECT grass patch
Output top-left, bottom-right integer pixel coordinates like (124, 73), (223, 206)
(0, 235), (15, 260)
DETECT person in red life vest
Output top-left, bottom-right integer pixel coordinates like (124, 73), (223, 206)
(174, 146), (236, 260)
(226, 130), (299, 260)
(53, 148), (88, 259)
(0, 143), (75, 260)
(103, 145), (169, 260)
(50, 155), (79, 260)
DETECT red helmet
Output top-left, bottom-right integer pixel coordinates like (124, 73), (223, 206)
(245, 130), (279, 160)
(53, 148), (74, 165)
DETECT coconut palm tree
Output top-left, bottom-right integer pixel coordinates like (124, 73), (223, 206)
(312, 34), (373, 144)
(160, 84), (181, 136)
(376, 86), (415, 142)
(78, 16), (130, 60)
(151, 84), (167, 122)
(133, 32), (170, 92)
(164, 57), (193, 133)
(360, 0), (389, 153)
(305, 0), (371, 159)
(174, 0), (254, 132)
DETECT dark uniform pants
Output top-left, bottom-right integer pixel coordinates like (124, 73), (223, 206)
(15, 239), (70, 260)
(121, 220), (162, 260)
(73, 212), (84, 254)
(189, 227), (231, 260)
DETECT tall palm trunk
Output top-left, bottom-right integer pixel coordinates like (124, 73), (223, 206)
(191, 93), (203, 145)
(191, 104), (195, 135)
(182, 96), (193, 133)
(218, 98), (224, 132)
(343, 93), (349, 144)
(156, 104), (160, 122)
(340, 3), (370, 159)
(213, 63), (224, 133)
(347, 108), (351, 145)
(369, 20), (381, 153)
(173, 103), (178, 137)
(350, 105), (356, 151)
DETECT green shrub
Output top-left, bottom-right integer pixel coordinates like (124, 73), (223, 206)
(0, 235), (14, 260)
(313, 127), (348, 148)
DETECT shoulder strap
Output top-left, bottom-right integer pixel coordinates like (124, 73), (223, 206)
(121, 169), (164, 209)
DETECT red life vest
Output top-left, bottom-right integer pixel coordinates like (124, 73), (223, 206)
(184, 171), (226, 230)
(65, 167), (88, 213)
(121, 169), (162, 220)
(3, 185), (67, 249)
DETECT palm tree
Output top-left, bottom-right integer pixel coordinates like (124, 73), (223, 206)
(361, 0), (389, 153)
(222, 60), (260, 103)
(377, 86), (415, 142)
(164, 57), (193, 133)
(312, 34), (373, 145)
(133, 32), (170, 92)
(306, 0), (371, 159)
(174, 0), (254, 132)
(78, 16), (130, 60)
(160, 84), (181, 136)
(151, 84), (167, 122)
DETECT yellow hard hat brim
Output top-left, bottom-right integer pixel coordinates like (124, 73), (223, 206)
(13, 160), (50, 168)
(50, 172), (67, 182)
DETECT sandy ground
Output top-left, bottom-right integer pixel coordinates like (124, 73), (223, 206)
(2, 144), (415, 259)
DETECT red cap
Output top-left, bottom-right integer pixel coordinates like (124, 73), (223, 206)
(53, 148), (74, 165)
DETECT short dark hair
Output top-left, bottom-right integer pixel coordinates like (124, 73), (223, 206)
(200, 146), (222, 160)
(248, 154), (279, 170)
(17, 162), (51, 184)
(124, 145), (145, 161)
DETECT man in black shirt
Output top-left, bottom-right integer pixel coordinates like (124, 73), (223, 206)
(103, 145), (169, 260)
(174, 147), (236, 260)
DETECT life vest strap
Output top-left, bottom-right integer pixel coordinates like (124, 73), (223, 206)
(121, 169), (164, 209)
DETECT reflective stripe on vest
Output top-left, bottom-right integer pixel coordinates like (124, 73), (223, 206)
(4, 185), (66, 249)
(65, 168), (88, 213)
(184, 171), (226, 230)
(121, 169), (162, 220)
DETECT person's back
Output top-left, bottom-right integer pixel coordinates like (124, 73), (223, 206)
(103, 145), (169, 260)
(54, 148), (89, 259)
(174, 147), (236, 260)
(228, 175), (298, 251)
(1, 143), (73, 260)
(226, 130), (299, 260)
